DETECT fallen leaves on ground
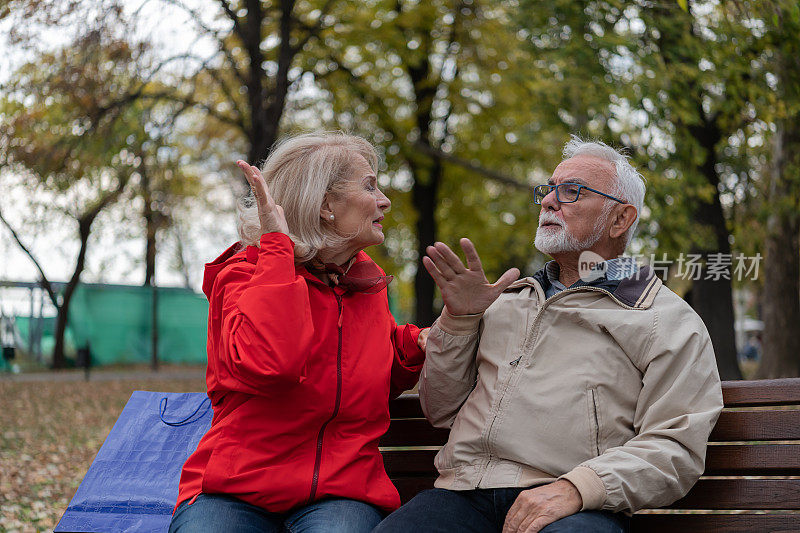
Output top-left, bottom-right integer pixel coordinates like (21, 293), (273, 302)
(0, 373), (206, 533)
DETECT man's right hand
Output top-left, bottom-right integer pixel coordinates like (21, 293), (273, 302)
(423, 238), (520, 316)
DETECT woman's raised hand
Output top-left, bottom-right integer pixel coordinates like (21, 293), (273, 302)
(237, 160), (289, 236)
(422, 238), (520, 316)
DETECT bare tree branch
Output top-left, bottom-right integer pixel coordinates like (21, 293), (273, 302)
(158, 0), (249, 87)
(413, 142), (529, 190)
(0, 208), (60, 307)
(138, 92), (245, 129)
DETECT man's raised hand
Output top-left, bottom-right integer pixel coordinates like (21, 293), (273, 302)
(422, 238), (520, 316)
(237, 160), (289, 236)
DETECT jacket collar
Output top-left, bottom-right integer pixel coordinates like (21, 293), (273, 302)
(296, 250), (373, 291)
(508, 264), (662, 310)
(202, 240), (375, 297)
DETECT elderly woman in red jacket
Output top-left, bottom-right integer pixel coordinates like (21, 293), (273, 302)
(170, 133), (428, 533)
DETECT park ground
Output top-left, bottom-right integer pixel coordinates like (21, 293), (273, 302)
(0, 367), (206, 532)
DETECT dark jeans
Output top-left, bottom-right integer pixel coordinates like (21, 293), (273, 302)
(373, 488), (629, 533)
(169, 493), (384, 533)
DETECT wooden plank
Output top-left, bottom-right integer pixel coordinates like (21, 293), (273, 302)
(382, 449), (439, 477)
(631, 512), (800, 533)
(380, 419), (450, 447)
(382, 409), (800, 444)
(667, 479), (800, 510)
(389, 394), (425, 419)
(382, 445), (800, 483)
(705, 444), (800, 475)
(710, 410), (800, 441)
(722, 378), (800, 407)
(390, 476), (437, 504)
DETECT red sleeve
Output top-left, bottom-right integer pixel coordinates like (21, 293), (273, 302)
(389, 322), (426, 398)
(210, 233), (315, 394)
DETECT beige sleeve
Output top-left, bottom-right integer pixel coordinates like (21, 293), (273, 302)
(419, 307), (483, 428)
(560, 302), (724, 512)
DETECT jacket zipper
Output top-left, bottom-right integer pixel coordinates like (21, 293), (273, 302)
(589, 388), (601, 456)
(481, 285), (634, 482)
(307, 292), (344, 503)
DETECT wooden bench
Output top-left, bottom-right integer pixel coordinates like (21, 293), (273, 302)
(382, 378), (800, 532)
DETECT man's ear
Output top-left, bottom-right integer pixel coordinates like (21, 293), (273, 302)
(609, 204), (637, 239)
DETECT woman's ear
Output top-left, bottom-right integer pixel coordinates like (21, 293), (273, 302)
(320, 195), (334, 222)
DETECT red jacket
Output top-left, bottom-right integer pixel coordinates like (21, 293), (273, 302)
(175, 232), (425, 514)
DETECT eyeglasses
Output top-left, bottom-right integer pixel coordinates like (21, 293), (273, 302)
(533, 183), (626, 205)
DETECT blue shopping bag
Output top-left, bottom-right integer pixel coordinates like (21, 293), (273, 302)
(55, 391), (212, 533)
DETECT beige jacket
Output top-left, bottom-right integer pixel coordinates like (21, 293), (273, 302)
(420, 266), (723, 513)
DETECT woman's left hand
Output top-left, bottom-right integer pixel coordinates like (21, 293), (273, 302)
(417, 328), (430, 351)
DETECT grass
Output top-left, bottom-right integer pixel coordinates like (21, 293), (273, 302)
(0, 371), (206, 533)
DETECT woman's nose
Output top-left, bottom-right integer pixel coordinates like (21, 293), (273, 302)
(377, 190), (391, 210)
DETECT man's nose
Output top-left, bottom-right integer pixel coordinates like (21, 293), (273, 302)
(540, 189), (560, 211)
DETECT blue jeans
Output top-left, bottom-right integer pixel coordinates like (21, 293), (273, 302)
(169, 493), (384, 533)
(373, 488), (629, 533)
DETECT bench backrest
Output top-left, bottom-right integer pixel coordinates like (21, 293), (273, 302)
(382, 378), (800, 532)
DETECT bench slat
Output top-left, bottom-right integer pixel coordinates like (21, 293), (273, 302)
(631, 512), (800, 533)
(380, 419), (449, 447)
(382, 449), (439, 476)
(381, 444), (800, 477)
(391, 380), (800, 417)
(669, 479), (800, 510)
(710, 410), (800, 441)
(722, 378), (800, 406)
(381, 411), (800, 446)
(389, 394), (426, 418)
(705, 444), (800, 475)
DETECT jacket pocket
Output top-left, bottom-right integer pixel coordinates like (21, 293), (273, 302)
(587, 388), (601, 456)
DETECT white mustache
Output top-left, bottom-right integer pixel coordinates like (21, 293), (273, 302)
(538, 212), (564, 227)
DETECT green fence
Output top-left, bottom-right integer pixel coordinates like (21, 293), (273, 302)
(15, 284), (209, 366)
(11, 281), (400, 367)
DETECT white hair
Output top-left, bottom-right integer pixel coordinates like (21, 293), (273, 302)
(237, 132), (379, 263)
(562, 135), (646, 247)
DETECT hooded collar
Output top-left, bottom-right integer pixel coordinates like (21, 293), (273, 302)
(201, 241), (381, 298)
(509, 263), (661, 310)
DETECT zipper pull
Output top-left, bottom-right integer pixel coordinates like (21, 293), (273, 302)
(509, 356), (521, 366)
(337, 295), (343, 328)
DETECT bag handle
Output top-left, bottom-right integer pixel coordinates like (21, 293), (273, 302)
(159, 396), (211, 427)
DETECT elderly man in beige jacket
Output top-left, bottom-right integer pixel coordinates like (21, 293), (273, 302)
(374, 137), (723, 533)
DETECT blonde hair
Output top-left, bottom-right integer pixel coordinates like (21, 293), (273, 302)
(237, 132), (379, 263)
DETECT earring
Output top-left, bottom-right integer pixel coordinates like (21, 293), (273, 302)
(329, 214), (335, 220)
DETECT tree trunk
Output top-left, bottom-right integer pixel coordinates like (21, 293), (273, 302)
(242, 0), (295, 165)
(52, 218), (92, 369)
(142, 162), (157, 287)
(687, 116), (742, 380)
(757, 121), (800, 378)
(646, 2), (741, 378)
(690, 270), (741, 380)
(411, 159), (442, 326)
(688, 193), (742, 380)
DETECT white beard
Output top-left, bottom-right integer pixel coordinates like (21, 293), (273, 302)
(534, 211), (609, 255)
